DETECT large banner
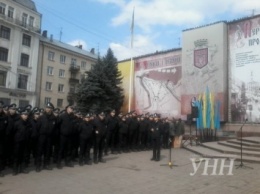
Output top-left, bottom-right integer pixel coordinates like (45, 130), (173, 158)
(229, 16), (260, 123)
(181, 22), (228, 122)
(134, 50), (182, 118)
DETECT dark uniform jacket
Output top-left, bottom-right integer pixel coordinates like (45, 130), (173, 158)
(78, 121), (93, 139)
(151, 121), (162, 139)
(36, 113), (57, 136)
(58, 112), (75, 136)
(93, 117), (107, 136)
(106, 115), (118, 132)
(0, 112), (8, 141)
(7, 114), (20, 137)
(13, 119), (31, 142)
(118, 120), (128, 134)
(139, 119), (149, 132)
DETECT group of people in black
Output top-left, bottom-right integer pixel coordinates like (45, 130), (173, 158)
(0, 101), (185, 177)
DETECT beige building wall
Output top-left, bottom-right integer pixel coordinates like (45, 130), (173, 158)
(37, 36), (97, 110)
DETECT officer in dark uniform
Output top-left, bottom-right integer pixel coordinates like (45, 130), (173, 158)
(0, 101), (8, 177)
(71, 110), (82, 162)
(162, 118), (170, 149)
(118, 114), (128, 153)
(52, 108), (60, 164)
(29, 107), (40, 165)
(150, 113), (162, 161)
(93, 111), (107, 164)
(6, 104), (20, 168)
(13, 108), (31, 175)
(104, 109), (118, 155)
(138, 114), (148, 151)
(128, 111), (139, 151)
(35, 102), (56, 172)
(24, 105), (33, 167)
(78, 113), (93, 166)
(57, 104), (75, 169)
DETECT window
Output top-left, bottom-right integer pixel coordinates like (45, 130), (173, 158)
(20, 53), (29, 67)
(60, 55), (66, 64)
(0, 26), (11, 39)
(59, 69), (65, 77)
(71, 58), (77, 66)
(19, 100), (29, 107)
(47, 66), (53, 75)
(0, 47), (8, 62)
(57, 99), (63, 107)
(0, 3), (6, 15)
(8, 7), (14, 18)
(22, 13), (28, 27)
(81, 61), (86, 70)
(0, 70), (7, 86)
(58, 84), (64, 92)
(22, 34), (31, 47)
(48, 51), (55, 61)
(29, 16), (34, 27)
(17, 74), (28, 90)
(44, 97), (51, 105)
(46, 82), (52, 91)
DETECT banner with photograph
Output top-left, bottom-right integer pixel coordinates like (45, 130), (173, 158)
(229, 16), (260, 123)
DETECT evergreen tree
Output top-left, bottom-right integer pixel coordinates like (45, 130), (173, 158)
(76, 48), (124, 114)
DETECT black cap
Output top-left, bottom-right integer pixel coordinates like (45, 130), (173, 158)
(9, 103), (17, 110)
(65, 104), (74, 110)
(99, 112), (105, 116)
(25, 104), (32, 111)
(84, 113), (91, 118)
(32, 107), (40, 115)
(154, 113), (160, 118)
(53, 108), (60, 114)
(46, 102), (54, 109)
(18, 107), (29, 115)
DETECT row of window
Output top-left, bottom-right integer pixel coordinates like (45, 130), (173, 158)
(0, 70), (28, 89)
(45, 82), (64, 92)
(0, 47), (31, 67)
(0, 25), (31, 44)
(45, 97), (63, 108)
(48, 51), (87, 69)
(47, 67), (65, 77)
(0, 2), (35, 27)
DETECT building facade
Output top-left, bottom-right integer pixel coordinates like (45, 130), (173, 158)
(0, 0), (41, 107)
(37, 32), (98, 109)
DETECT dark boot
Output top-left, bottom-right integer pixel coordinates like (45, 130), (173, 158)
(13, 164), (18, 176)
(99, 158), (106, 163)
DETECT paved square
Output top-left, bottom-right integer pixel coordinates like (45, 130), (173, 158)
(0, 148), (259, 194)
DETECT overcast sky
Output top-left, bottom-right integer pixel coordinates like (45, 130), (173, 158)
(33, 0), (260, 61)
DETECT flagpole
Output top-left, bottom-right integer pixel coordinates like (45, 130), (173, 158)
(128, 7), (134, 112)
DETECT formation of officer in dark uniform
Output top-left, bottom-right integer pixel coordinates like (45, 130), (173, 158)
(0, 100), (181, 177)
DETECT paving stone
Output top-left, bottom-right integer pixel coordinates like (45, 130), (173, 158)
(0, 148), (259, 194)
